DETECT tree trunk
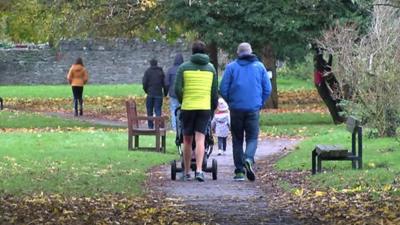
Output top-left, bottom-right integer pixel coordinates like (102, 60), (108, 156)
(260, 45), (278, 109)
(207, 42), (219, 75)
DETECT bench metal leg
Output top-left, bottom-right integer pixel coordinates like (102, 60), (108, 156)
(162, 135), (166, 153)
(0, 97), (3, 110)
(317, 156), (322, 173)
(134, 136), (139, 148)
(352, 160), (356, 169)
(156, 134), (160, 152)
(358, 157), (363, 169)
(128, 135), (133, 150)
(312, 149), (317, 175)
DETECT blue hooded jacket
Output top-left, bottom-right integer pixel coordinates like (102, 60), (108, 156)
(165, 53), (184, 98)
(219, 54), (272, 112)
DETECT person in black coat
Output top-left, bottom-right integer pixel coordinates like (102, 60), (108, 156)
(142, 58), (167, 128)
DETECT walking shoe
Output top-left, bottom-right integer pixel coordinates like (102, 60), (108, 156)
(233, 172), (245, 181)
(244, 159), (256, 181)
(180, 173), (191, 181)
(218, 149), (223, 156)
(195, 171), (205, 182)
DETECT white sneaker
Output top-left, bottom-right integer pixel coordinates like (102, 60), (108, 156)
(218, 149), (222, 156)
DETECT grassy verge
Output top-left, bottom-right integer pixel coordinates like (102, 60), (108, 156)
(260, 112), (337, 137)
(270, 112), (400, 192)
(0, 76), (313, 99)
(0, 131), (178, 196)
(0, 110), (104, 128)
(0, 84), (144, 99)
(277, 76), (314, 91)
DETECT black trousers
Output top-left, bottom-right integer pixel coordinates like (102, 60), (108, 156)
(72, 86), (84, 115)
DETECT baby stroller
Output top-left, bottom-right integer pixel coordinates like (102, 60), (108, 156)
(170, 107), (218, 180)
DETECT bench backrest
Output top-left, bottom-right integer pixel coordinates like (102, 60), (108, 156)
(126, 100), (139, 128)
(346, 116), (360, 133)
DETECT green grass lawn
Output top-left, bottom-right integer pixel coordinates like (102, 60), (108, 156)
(0, 84), (145, 99)
(0, 76), (312, 99)
(0, 131), (178, 196)
(270, 112), (400, 192)
(0, 110), (102, 128)
(277, 76), (314, 91)
(260, 112), (337, 137)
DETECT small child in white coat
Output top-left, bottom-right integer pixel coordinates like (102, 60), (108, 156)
(211, 98), (230, 155)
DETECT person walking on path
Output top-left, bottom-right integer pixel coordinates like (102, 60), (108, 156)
(67, 57), (89, 116)
(211, 98), (230, 156)
(142, 58), (167, 129)
(219, 42), (272, 181)
(175, 41), (218, 182)
(165, 53), (184, 130)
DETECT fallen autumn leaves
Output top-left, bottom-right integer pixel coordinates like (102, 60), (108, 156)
(0, 194), (212, 225)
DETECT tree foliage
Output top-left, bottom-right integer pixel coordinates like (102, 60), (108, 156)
(320, 1), (400, 136)
(0, 0), (161, 45)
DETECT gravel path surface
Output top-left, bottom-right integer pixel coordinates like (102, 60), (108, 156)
(148, 138), (303, 225)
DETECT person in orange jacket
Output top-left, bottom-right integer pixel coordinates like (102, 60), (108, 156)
(67, 57), (89, 116)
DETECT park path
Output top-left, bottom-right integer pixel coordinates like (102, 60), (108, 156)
(147, 138), (303, 225)
(42, 111), (304, 224)
(44, 111), (127, 127)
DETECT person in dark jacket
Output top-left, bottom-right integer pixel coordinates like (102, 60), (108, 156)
(142, 58), (167, 128)
(165, 53), (184, 130)
(220, 42), (272, 182)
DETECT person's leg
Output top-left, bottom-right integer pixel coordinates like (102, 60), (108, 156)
(230, 111), (245, 175)
(244, 111), (260, 163)
(193, 110), (211, 182)
(181, 110), (195, 179)
(154, 96), (163, 117)
(146, 96), (154, 128)
(222, 137), (227, 152)
(169, 97), (180, 130)
(183, 135), (193, 176)
(194, 131), (205, 172)
(243, 110), (260, 181)
(217, 137), (224, 155)
(72, 86), (79, 116)
(76, 87), (84, 116)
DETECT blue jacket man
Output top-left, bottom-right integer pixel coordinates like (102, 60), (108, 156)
(220, 42), (271, 181)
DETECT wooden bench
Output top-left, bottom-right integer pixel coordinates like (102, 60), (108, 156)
(312, 116), (362, 174)
(0, 97), (3, 110)
(126, 100), (166, 153)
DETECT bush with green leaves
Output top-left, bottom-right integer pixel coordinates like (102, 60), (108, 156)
(321, 3), (400, 137)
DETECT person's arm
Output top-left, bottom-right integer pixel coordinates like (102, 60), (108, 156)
(210, 65), (218, 111)
(142, 70), (149, 94)
(160, 69), (167, 97)
(174, 66), (184, 103)
(67, 67), (73, 84)
(261, 65), (272, 105)
(83, 68), (89, 85)
(164, 69), (171, 96)
(219, 64), (232, 102)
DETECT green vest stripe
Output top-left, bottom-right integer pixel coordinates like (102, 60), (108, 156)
(182, 70), (213, 110)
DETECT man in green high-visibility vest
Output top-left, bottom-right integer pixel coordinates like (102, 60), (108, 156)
(174, 41), (218, 182)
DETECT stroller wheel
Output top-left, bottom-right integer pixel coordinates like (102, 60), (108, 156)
(171, 160), (177, 180)
(212, 159), (217, 180)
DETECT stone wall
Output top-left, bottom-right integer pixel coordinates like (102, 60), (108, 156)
(0, 39), (191, 85)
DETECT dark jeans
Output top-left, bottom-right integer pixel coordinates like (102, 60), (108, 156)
(230, 110), (260, 174)
(316, 83), (345, 124)
(72, 86), (83, 115)
(218, 137), (227, 151)
(146, 95), (163, 128)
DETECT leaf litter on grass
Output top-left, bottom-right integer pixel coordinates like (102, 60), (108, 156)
(0, 193), (213, 225)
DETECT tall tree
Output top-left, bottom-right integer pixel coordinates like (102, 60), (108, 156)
(165, 0), (369, 108)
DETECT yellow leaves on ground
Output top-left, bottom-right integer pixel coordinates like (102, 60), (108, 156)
(0, 194), (211, 225)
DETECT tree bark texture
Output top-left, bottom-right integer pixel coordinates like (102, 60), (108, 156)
(207, 42), (219, 76)
(261, 45), (278, 109)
